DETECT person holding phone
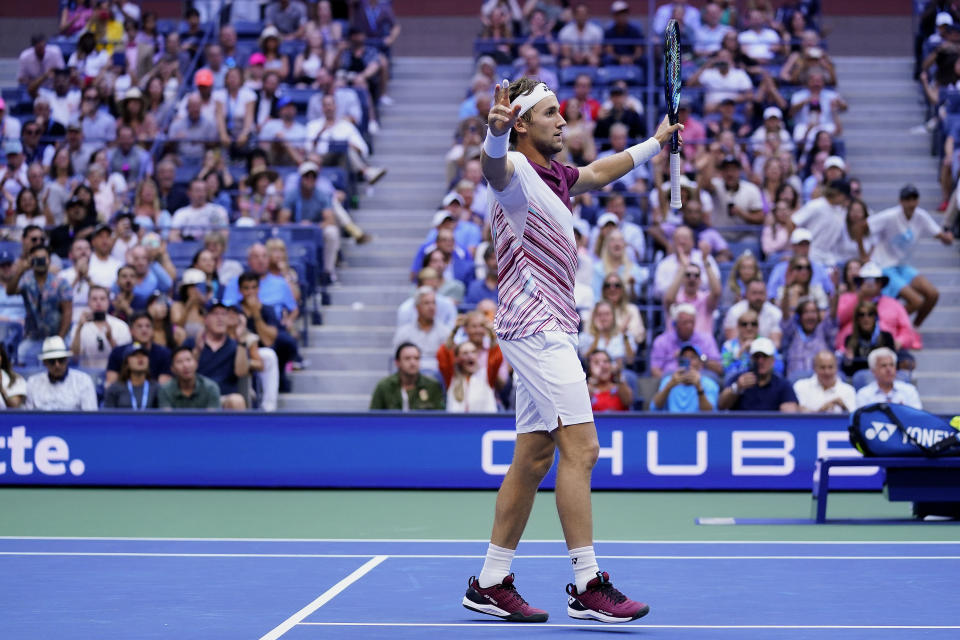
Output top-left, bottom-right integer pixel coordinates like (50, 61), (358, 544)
(650, 343), (718, 412)
(69, 284), (131, 370)
(6, 243), (72, 366)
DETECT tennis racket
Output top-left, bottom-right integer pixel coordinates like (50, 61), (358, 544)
(664, 19), (682, 210)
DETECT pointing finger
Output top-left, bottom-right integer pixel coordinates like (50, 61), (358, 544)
(500, 79), (510, 106)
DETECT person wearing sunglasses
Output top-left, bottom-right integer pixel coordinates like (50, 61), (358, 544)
(663, 251), (721, 336)
(24, 336), (97, 410)
(774, 254), (828, 314)
(834, 261), (921, 357)
(718, 337), (799, 412)
(720, 307), (785, 383)
(598, 273), (645, 347)
(840, 299), (896, 380)
(722, 278), (784, 347)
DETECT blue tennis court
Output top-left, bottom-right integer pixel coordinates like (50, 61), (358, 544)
(1, 538), (958, 639)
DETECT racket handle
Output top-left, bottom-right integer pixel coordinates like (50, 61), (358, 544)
(669, 152), (682, 209)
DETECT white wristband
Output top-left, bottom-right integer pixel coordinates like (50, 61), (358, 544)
(483, 129), (510, 159)
(626, 138), (661, 168)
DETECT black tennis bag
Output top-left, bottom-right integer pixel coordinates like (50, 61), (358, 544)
(849, 403), (960, 457)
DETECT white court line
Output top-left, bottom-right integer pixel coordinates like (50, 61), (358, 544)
(298, 622), (960, 630)
(257, 555), (387, 640)
(0, 536), (958, 544)
(1, 552), (958, 560)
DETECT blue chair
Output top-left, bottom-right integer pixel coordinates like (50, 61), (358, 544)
(167, 242), (202, 268)
(232, 21), (264, 39)
(559, 65), (599, 87)
(0, 321), (23, 363)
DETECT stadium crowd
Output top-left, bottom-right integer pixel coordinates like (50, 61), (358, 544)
(372, 0), (955, 415)
(0, 0), (399, 410)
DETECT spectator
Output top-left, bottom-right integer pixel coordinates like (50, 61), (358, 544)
(446, 341), (498, 413)
(69, 285), (132, 370)
(157, 345), (221, 409)
(200, 43), (227, 90)
(589, 194), (645, 261)
(597, 271), (646, 347)
(0, 344), (26, 408)
(293, 31), (333, 86)
(195, 299), (250, 410)
(578, 299), (636, 368)
(238, 270), (292, 402)
(603, 2), (643, 65)
(154, 160), (188, 215)
(279, 162), (343, 276)
(720, 307), (785, 382)
(780, 294), (837, 379)
(774, 255), (829, 312)
(794, 350), (855, 414)
(7, 244), (71, 365)
(221, 244), (300, 334)
(78, 86), (117, 157)
(305, 93), (386, 184)
(0, 250), (26, 323)
(855, 347), (922, 409)
(105, 310), (173, 386)
(111, 265), (142, 321)
(85, 224), (122, 288)
(595, 82), (645, 140)
(688, 49), (753, 112)
(18, 34), (65, 94)
(338, 28), (383, 107)
(559, 97), (597, 166)
(264, 239), (302, 307)
(868, 184), (954, 327)
(558, 3), (604, 67)
(108, 125), (152, 185)
(737, 8), (783, 63)
(25, 336), (97, 410)
(701, 154), (764, 239)
(437, 310), (506, 389)
(423, 249), (465, 303)
(370, 342), (445, 410)
(266, 0), (308, 38)
(398, 267), (459, 329)
(780, 29), (837, 86)
(465, 245), (499, 305)
(214, 67), (256, 153)
(766, 228), (835, 303)
(169, 179), (229, 242)
(411, 222), (474, 286)
(168, 94), (218, 164)
(146, 290), (186, 350)
(762, 199), (793, 261)
(260, 96), (306, 166)
(37, 67), (79, 128)
(788, 68), (847, 143)
(102, 342), (160, 409)
(835, 262), (922, 358)
(723, 279), (784, 347)
(839, 299), (897, 379)
(595, 124), (648, 192)
(172, 268), (208, 343)
(835, 198), (873, 264)
(694, 1), (733, 57)
(791, 179), (851, 267)
(653, 225), (721, 299)
(650, 343), (719, 412)
(204, 231), (244, 284)
(54, 238), (91, 323)
(663, 253), (721, 336)
(1, 140), (28, 207)
(515, 46), (559, 90)
(586, 349), (632, 413)
(749, 106), (795, 156)
(718, 337), (799, 412)
(0, 98), (22, 150)
(392, 286), (451, 373)
(650, 303), (722, 379)
(652, 0), (701, 36)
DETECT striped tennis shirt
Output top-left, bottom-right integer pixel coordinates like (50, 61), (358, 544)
(489, 152), (581, 341)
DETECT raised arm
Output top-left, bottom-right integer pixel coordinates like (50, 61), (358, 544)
(481, 80), (520, 192)
(570, 116), (681, 196)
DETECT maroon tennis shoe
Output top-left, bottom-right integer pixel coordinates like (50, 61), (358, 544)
(566, 571), (650, 623)
(462, 574), (549, 622)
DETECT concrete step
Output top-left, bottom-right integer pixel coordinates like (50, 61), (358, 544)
(337, 267), (412, 286)
(328, 285), (412, 306)
(301, 346), (391, 370)
(323, 304), (401, 325)
(917, 306), (960, 329)
(340, 235), (425, 251)
(342, 252), (416, 268)
(290, 369), (384, 394)
(361, 223), (434, 239)
(913, 371), (960, 396)
(917, 328), (960, 349)
(843, 155), (933, 170)
(308, 324), (396, 347)
(277, 392), (370, 411)
(922, 268), (960, 287)
(912, 348), (960, 370)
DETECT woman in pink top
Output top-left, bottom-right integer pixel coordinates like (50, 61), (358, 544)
(834, 263), (921, 351)
(663, 239), (721, 336)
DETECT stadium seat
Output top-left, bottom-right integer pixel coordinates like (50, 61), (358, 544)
(598, 65), (644, 86)
(232, 21), (263, 39)
(0, 321), (23, 363)
(167, 242), (202, 268)
(559, 65), (600, 87)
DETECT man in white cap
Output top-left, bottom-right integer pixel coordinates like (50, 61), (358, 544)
(804, 155), (845, 201)
(588, 193), (645, 262)
(718, 336), (799, 412)
(25, 336), (98, 410)
(749, 106), (794, 153)
(463, 76), (680, 624)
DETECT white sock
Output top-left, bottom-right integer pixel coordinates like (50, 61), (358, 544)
(477, 543), (515, 588)
(569, 545), (600, 593)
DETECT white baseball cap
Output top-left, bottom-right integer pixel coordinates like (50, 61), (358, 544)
(824, 155), (846, 171)
(762, 106), (783, 120)
(937, 12), (954, 26)
(432, 210), (456, 227)
(749, 336), (776, 356)
(597, 212), (620, 227)
(790, 228), (813, 244)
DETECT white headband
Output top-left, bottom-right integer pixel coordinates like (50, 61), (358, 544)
(509, 81), (556, 117)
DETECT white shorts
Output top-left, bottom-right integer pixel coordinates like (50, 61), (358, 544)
(499, 331), (594, 433)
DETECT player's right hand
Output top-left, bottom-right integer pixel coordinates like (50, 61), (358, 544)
(488, 79), (521, 138)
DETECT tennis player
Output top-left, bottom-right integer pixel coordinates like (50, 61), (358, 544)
(461, 78), (682, 624)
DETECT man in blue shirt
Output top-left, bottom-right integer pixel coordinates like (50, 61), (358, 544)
(650, 343), (718, 412)
(464, 245), (498, 305)
(221, 243), (298, 330)
(718, 337), (800, 412)
(766, 228), (834, 301)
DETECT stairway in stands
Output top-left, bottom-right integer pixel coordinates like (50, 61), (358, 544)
(280, 56), (473, 410)
(836, 56), (960, 413)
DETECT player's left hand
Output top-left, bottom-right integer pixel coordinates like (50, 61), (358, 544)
(654, 116), (683, 148)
